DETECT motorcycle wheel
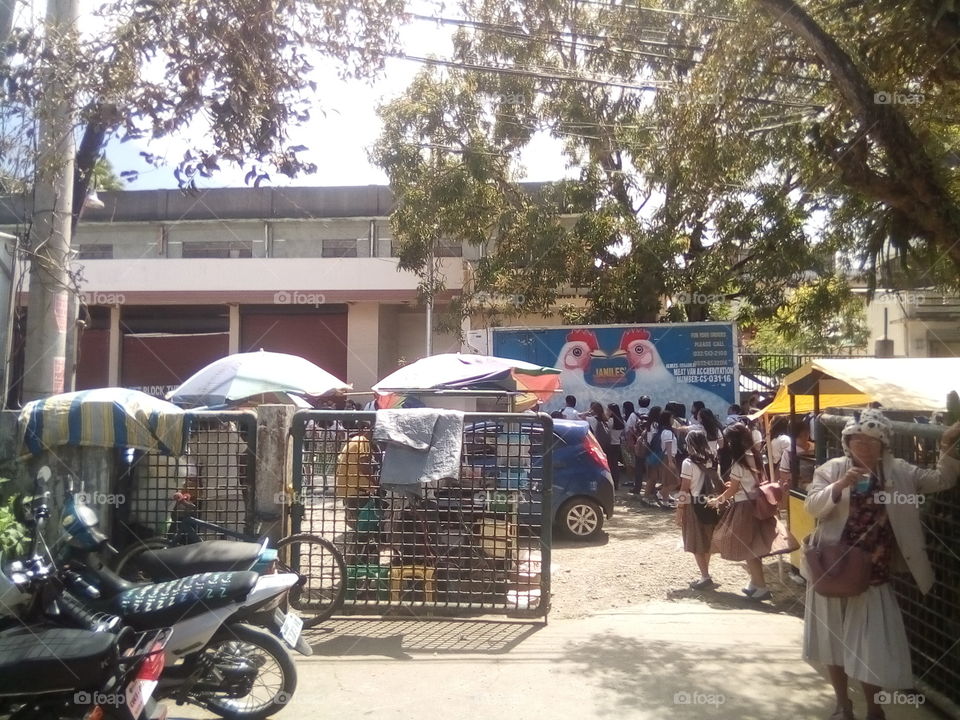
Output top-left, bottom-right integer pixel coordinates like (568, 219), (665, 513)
(197, 623), (297, 720)
(111, 537), (173, 581)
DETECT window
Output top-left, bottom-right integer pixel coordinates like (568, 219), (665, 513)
(77, 244), (113, 259)
(181, 242), (252, 258)
(322, 239), (359, 258)
(389, 240), (463, 257)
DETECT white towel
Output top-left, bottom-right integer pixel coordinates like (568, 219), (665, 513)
(374, 408), (465, 488)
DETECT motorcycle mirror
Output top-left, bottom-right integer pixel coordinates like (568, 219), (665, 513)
(36, 466), (51, 485)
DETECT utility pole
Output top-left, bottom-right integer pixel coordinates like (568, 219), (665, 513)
(425, 242), (434, 356)
(21, 0), (79, 401)
(0, 1), (14, 46)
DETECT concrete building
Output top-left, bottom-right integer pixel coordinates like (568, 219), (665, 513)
(863, 289), (960, 357)
(0, 186), (472, 400)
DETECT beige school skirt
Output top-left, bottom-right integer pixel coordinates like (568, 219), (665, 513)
(802, 582), (913, 689)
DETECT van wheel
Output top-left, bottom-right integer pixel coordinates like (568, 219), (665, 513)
(557, 498), (604, 541)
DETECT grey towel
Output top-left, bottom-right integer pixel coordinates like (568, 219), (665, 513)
(374, 408), (465, 488)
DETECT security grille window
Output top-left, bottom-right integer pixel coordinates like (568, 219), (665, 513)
(182, 242), (253, 258)
(321, 239), (359, 258)
(390, 240), (463, 257)
(77, 244), (113, 259)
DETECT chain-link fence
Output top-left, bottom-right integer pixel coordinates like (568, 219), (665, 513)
(113, 412), (257, 548)
(289, 410), (552, 618)
(814, 413), (960, 708)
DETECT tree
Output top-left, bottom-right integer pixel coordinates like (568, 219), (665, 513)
(373, 0), (960, 342)
(2, 0), (406, 218)
(2, 0), (406, 400)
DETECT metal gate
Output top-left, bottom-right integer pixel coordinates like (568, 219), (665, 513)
(815, 413), (960, 710)
(113, 411), (258, 548)
(290, 410), (552, 618)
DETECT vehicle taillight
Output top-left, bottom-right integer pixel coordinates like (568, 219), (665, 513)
(137, 644), (166, 682)
(583, 434), (610, 471)
(83, 708), (105, 720)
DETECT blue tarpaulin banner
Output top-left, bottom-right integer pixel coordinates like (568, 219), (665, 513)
(491, 323), (738, 417)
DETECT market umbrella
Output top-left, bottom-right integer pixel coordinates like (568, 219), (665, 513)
(372, 353), (561, 411)
(19, 387), (190, 457)
(167, 350), (351, 408)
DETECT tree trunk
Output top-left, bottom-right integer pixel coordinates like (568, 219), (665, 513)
(755, 0), (960, 273)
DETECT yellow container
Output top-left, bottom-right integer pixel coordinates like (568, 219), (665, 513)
(477, 519), (518, 560)
(389, 565), (436, 602)
(789, 492), (815, 567)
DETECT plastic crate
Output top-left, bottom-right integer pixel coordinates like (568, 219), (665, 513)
(346, 564), (391, 601)
(477, 518), (518, 560)
(389, 565), (436, 602)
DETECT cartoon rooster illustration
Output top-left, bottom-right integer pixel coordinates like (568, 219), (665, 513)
(613, 328), (729, 416)
(549, 329), (604, 411)
(614, 329), (673, 385)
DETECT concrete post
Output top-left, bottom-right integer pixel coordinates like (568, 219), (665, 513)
(108, 305), (121, 386)
(22, 0), (79, 401)
(346, 302), (381, 391)
(254, 405), (295, 542)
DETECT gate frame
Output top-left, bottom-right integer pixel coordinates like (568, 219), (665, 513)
(289, 409), (553, 620)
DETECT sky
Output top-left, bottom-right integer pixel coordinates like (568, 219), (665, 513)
(95, 11), (577, 191)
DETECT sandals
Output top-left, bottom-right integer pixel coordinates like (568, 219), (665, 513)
(829, 702), (855, 720)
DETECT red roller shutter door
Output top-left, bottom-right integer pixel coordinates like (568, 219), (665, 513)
(121, 333), (229, 397)
(240, 311), (347, 380)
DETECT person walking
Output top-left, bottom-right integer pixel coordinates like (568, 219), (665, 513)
(560, 395), (580, 420)
(676, 428), (721, 589)
(698, 408), (724, 453)
(606, 403), (626, 489)
(708, 423), (797, 600)
(642, 409), (678, 507)
(632, 405), (660, 496)
(802, 410), (960, 720)
(621, 401), (638, 478)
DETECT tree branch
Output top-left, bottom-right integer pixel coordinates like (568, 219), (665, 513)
(755, 0), (960, 271)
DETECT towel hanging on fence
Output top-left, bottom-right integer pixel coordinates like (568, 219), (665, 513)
(374, 408), (464, 491)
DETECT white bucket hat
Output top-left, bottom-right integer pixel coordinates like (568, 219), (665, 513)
(840, 407), (892, 455)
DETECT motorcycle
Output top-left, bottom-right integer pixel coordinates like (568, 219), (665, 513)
(0, 468), (171, 720)
(56, 481), (313, 658)
(18, 468), (302, 720)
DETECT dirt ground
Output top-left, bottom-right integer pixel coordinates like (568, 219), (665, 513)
(548, 485), (808, 620)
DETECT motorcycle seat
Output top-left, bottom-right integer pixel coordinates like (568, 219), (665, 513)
(137, 540), (263, 581)
(113, 571), (258, 629)
(0, 625), (116, 695)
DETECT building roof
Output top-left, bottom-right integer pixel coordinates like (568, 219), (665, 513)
(0, 181), (558, 225)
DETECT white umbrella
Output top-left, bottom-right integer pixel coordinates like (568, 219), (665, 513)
(167, 350), (351, 408)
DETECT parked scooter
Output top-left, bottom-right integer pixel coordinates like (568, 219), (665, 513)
(56, 481), (313, 658)
(0, 468), (171, 720)
(19, 468), (302, 720)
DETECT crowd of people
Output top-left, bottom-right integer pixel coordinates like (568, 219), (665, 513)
(555, 394), (960, 720)
(553, 393), (803, 600)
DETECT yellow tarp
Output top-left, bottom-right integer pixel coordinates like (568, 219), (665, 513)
(752, 357), (960, 416)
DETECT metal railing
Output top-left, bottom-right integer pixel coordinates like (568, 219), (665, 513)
(739, 352), (868, 396)
(814, 413), (960, 708)
(289, 410), (553, 618)
(113, 411), (258, 547)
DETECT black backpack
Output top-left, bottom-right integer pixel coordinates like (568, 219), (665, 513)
(591, 416), (611, 448)
(691, 460), (724, 525)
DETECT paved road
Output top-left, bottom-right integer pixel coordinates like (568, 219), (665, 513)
(170, 599), (947, 720)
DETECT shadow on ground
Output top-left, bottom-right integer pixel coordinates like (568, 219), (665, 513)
(561, 631), (828, 720)
(306, 617), (542, 658)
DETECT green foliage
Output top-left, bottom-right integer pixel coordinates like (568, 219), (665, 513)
(0, 478), (28, 561)
(744, 276), (869, 354)
(1, 0), (405, 190)
(374, 0), (960, 345)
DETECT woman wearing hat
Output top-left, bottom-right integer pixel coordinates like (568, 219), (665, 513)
(802, 409), (960, 720)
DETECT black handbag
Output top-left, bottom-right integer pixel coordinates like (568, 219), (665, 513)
(692, 461), (724, 525)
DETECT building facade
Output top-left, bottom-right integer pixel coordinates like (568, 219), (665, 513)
(0, 186), (470, 401)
